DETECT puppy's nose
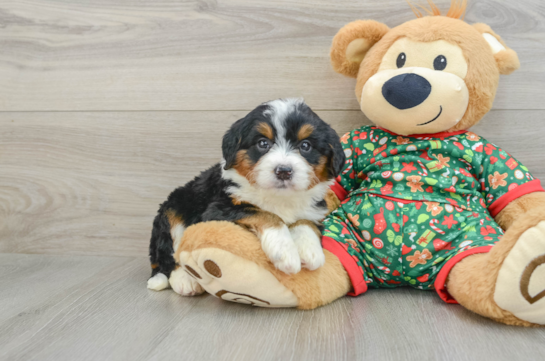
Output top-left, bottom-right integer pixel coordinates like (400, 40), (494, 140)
(275, 166), (293, 181)
(382, 73), (431, 110)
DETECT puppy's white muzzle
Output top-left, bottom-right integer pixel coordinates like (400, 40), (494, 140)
(254, 143), (313, 191)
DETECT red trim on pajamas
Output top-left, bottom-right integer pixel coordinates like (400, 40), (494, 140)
(434, 246), (493, 304)
(322, 236), (368, 297)
(488, 179), (544, 217)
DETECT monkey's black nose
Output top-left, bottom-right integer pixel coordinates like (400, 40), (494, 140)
(275, 166), (293, 181)
(382, 73), (432, 110)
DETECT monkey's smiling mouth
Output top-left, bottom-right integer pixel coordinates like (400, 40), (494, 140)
(417, 106), (443, 126)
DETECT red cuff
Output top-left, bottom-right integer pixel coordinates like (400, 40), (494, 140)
(434, 246), (493, 304)
(330, 181), (349, 202)
(488, 179), (544, 217)
(322, 236), (368, 297)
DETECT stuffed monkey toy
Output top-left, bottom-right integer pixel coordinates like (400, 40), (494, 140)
(174, 0), (545, 326)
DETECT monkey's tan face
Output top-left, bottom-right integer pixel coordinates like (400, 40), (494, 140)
(360, 38), (470, 135)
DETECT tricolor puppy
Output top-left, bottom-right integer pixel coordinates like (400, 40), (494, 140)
(147, 98), (345, 295)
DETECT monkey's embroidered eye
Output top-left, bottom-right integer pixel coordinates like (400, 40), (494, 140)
(434, 55), (447, 71)
(396, 53), (406, 68)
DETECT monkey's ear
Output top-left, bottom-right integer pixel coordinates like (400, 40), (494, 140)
(473, 23), (520, 75)
(330, 20), (390, 78)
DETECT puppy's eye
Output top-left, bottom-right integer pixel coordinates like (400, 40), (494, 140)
(300, 141), (312, 152)
(434, 55), (447, 71)
(396, 53), (406, 68)
(257, 138), (271, 151)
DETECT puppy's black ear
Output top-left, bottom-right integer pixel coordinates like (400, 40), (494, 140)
(327, 129), (346, 178)
(222, 116), (247, 170)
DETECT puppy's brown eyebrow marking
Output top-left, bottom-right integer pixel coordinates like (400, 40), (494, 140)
(298, 124), (314, 140)
(256, 122), (274, 139)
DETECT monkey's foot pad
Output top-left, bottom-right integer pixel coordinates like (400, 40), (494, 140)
(495, 221), (545, 325)
(178, 247), (298, 308)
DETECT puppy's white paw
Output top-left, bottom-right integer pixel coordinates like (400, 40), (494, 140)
(273, 249), (302, 275)
(260, 226), (301, 274)
(290, 225), (325, 271)
(169, 267), (205, 296)
(147, 273), (170, 291)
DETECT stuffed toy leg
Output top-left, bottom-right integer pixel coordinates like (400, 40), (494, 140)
(174, 221), (350, 309)
(175, 197), (545, 326)
(447, 192), (545, 327)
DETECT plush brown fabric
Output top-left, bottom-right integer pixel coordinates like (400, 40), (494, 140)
(283, 250), (351, 310)
(447, 206), (545, 326)
(353, 17), (505, 131)
(330, 16), (520, 131)
(472, 23), (521, 75)
(407, 0), (467, 19)
(495, 192), (545, 230)
(330, 20), (390, 78)
(177, 221), (350, 309)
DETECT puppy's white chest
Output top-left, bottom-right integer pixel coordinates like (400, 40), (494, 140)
(260, 200), (327, 225)
(231, 186), (329, 224)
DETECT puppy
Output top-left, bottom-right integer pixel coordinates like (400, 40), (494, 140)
(147, 98), (345, 295)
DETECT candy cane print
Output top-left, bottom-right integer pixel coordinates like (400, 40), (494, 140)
(369, 130), (379, 142)
(458, 158), (473, 170)
(487, 194), (494, 204)
(378, 266), (390, 274)
(417, 160), (428, 176)
(429, 219), (445, 235)
(342, 159), (353, 175)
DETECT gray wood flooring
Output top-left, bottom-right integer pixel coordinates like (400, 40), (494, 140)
(1, 0), (545, 360)
(1, 253), (545, 361)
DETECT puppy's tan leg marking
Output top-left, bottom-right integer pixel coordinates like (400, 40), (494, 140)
(236, 211), (301, 274)
(166, 210), (185, 253)
(324, 189), (341, 213)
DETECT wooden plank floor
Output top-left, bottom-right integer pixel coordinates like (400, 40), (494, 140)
(1, 0), (545, 360)
(1, 253), (544, 361)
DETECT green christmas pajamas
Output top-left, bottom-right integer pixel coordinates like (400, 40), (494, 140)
(322, 126), (543, 302)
